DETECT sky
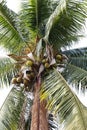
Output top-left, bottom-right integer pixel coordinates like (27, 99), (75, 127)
(0, 0), (87, 108)
(6, 0), (21, 13)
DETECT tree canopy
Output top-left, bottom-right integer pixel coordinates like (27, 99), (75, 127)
(0, 0), (87, 130)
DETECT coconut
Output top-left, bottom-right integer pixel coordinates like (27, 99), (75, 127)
(23, 78), (29, 87)
(42, 58), (48, 64)
(45, 63), (50, 68)
(25, 60), (33, 67)
(17, 77), (23, 83)
(11, 77), (17, 84)
(24, 48), (31, 54)
(56, 54), (62, 60)
(42, 59), (46, 64)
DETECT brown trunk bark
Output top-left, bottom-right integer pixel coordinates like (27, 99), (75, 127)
(30, 79), (49, 130)
(39, 100), (48, 130)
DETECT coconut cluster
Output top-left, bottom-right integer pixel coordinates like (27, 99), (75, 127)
(11, 60), (35, 91)
(11, 44), (68, 91)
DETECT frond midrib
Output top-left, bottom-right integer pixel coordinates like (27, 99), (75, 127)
(0, 13), (24, 42)
(35, 0), (38, 29)
(56, 70), (86, 129)
(68, 64), (87, 80)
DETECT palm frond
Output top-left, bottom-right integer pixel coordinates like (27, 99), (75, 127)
(62, 47), (87, 70)
(41, 69), (87, 130)
(45, 0), (87, 49)
(62, 48), (87, 70)
(63, 64), (87, 84)
(0, 1), (27, 53)
(62, 64), (87, 93)
(69, 56), (87, 71)
(20, 0), (56, 37)
(63, 47), (87, 57)
(0, 85), (25, 130)
(45, 0), (67, 39)
(0, 57), (17, 86)
(48, 113), (59, 130)
(18, 92), (33, 130)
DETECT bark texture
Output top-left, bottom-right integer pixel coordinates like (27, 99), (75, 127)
(30, 81), (48, 130)
(39, 100), (48, 130)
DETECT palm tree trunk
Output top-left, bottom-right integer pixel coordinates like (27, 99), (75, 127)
(39, 100), (48, 130)
(30, 78), (49, 130)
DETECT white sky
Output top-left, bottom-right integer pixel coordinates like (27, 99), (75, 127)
(6, 0), (21, 13)
(0, 0), (87, 108)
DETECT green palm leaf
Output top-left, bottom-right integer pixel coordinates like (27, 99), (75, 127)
(69, 56), (87, 71)
(0, 57), (17, 86)
(41, 69), (87, 130)
(63, 47), (87, 57)
(0, 86), (25, 130)
(45, 0), (67, 39)
(0, 1), (27, 53)
(20, 0), (56, 37)
(45, 0), (87, 49)
(63, 47), (87, 70)
(18, 92), (33, 130)
(62, 64), (87, 93)
(63, 64), (87, 85)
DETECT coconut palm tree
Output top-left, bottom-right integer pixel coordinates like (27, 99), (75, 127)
(0, 0), (87, 130)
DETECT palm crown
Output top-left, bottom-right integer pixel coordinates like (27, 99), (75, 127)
(0, 0), (87, 130)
